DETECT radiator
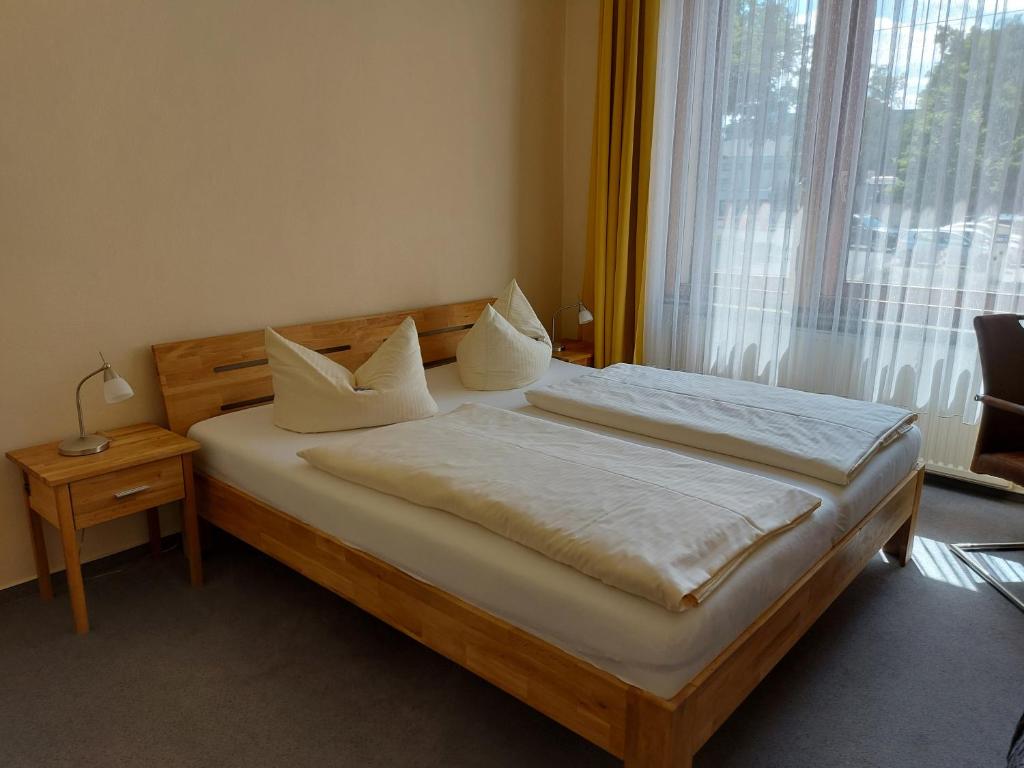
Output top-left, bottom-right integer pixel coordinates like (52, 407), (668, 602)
(916, 408), (1018, 491)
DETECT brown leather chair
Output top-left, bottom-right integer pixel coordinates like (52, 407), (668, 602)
(950, 313), (1024, 612)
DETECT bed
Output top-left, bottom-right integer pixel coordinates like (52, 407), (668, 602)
(152, 299), (924, 767)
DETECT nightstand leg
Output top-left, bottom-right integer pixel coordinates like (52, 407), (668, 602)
(55, 486), (88, 634)
(26, 507), (53, 601)
(146, 508), (162, 557)
(181, 454), (203, 586)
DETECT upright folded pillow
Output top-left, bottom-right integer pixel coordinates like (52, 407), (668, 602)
(456, 279), (552, 390)
(266, 316), (438, 433)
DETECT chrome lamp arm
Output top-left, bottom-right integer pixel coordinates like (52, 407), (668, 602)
(550, 300), (594, 353)
(73, 363), (112, 438)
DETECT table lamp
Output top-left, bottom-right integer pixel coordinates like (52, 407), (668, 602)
(550, 300), (594, 352)
(58, 354), (135, 456)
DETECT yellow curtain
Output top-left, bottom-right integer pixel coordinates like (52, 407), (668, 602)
(583, 0), (659, 368)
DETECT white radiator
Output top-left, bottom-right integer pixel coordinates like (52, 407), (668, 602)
(916, 409), (1017, 491)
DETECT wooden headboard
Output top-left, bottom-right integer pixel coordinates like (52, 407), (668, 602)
(152, 298), (492, 435)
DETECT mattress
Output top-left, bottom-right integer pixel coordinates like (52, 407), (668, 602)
(189, 360), (922, 698)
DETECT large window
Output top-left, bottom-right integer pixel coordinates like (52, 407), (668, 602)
(844, 1), (1024, 412)
(646, 0), (1024, 467)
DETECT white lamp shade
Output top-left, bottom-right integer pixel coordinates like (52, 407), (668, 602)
(103, 374), (134, 404)
(578, 305), (594, 325)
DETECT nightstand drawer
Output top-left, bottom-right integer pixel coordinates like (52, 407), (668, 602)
(70, 457), (185, 527)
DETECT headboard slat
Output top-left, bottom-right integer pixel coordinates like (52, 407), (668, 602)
(152, 298), (492, 435)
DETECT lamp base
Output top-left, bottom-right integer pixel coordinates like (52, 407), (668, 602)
(58, 434), (111, 457)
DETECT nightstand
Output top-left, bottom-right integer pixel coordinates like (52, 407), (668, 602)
(553, 339), (594, 367)
(6, 423), (202, 634)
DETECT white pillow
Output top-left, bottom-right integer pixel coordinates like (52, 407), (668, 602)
(265, 316), (438, 433)
(456, 279), (552, 390)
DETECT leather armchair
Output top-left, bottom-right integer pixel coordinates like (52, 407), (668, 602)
(951, 313), (1024, 612)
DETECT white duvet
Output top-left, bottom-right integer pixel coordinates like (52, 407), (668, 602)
(526, 364), (917, 486)
(299, 403), (820, 612)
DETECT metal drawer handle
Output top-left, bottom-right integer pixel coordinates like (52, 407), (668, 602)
(113, 484), (150, 499)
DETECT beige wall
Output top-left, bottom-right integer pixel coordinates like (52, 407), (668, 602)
(561, 0), (600, 336)
(0, 0), (571, 589)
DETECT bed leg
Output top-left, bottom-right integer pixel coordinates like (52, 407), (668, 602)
(883, 467), (923, 567)
(624, 688), (693, 768)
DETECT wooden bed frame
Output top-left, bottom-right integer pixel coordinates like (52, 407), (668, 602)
(152, 299), (924, 768)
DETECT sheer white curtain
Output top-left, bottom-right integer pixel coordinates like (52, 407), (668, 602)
(646, 0), (1024, 472)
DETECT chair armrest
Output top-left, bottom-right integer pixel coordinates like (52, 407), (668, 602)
(975, 394), (1024, 418)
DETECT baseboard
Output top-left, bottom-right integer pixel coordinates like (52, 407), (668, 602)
(0, 533), (184, 605)
(923, 470), (1023, 501)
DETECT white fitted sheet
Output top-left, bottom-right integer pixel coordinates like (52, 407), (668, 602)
(189, 360), (921, 698)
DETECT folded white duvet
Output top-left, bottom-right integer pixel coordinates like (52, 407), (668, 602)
(526, 364), (917, 486)
(299, 403), (820, 612)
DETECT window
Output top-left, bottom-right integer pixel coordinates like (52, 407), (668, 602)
(646, 0), (1024, 471)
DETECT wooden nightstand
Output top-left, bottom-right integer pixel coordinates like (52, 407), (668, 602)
(6, 423), (202, 634)
(553, 339), (594, 367)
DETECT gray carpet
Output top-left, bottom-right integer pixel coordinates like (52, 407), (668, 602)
(1, 479), (1021, 768)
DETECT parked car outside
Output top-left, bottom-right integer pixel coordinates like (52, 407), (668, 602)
(850, 214), (899, 252)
